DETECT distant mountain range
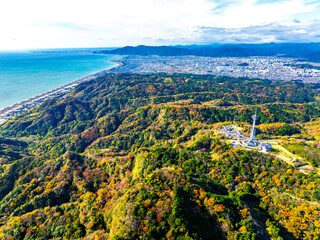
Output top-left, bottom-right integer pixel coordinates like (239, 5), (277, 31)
(96, 43), (320, 61)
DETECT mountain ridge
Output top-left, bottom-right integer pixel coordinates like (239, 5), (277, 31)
(96, 43), (320, 61)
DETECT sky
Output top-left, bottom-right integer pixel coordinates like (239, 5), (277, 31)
(1, 0), (320, 50)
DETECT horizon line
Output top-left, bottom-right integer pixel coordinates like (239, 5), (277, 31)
(1, 41), (320, 52)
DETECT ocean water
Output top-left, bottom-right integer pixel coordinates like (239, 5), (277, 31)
(0, 49), (120, 109)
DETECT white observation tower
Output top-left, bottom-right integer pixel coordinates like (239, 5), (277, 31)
(247, 108), (258, 146)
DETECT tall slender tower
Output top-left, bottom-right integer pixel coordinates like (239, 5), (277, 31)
(248, 108), (257, 142)
(65, 140), (69, 152)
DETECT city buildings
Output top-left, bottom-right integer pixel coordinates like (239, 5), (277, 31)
(109, 55), (320, 82)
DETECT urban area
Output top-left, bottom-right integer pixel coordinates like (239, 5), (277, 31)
(108, 55), (320, 82)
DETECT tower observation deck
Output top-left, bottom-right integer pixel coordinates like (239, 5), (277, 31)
(219, 108), (272, 152)
(247, 108), (257, 146)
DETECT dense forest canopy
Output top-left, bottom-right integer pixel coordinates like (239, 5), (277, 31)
(0, 73), (320, 239)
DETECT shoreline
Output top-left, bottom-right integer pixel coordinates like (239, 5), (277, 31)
(0, 59), (123, 124)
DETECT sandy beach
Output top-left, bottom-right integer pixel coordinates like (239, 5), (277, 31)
(0, 61), (122, 124)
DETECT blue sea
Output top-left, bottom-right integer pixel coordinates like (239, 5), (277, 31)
(0, 49), (121, 109)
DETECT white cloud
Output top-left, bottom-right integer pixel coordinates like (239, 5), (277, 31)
(196, 21), (320, 44)
(208, 0), (318, 28)
(0, 0), (319, 49)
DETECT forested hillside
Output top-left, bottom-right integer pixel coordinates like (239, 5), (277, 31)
(0, 74), (320, 239)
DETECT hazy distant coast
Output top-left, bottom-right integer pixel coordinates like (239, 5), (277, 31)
(108, 59), (125, 69)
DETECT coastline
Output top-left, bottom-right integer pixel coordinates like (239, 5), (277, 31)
(0, 60), (123, 124)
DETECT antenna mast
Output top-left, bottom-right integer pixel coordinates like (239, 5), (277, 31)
(249, 108), (257, 142)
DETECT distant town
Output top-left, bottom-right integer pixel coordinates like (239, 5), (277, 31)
(108, 55), (320, 82)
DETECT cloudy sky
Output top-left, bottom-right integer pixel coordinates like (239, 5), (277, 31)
(1, 0), (320, 50)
